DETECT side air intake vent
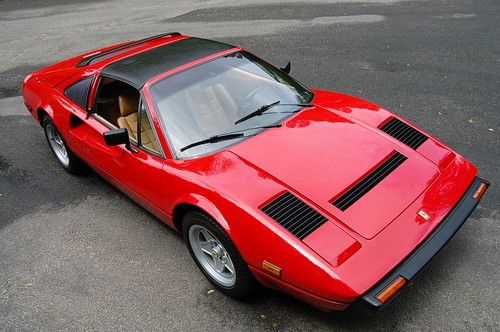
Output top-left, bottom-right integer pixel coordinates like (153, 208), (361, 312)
(261, 192), (327, 240)
(380, 118), (428, 149)
(332, 152), (407, 211)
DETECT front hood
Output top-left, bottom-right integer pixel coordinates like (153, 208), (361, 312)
(229, 106), (439, 239)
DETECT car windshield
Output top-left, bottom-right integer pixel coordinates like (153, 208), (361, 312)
(150, 51), (314, 158)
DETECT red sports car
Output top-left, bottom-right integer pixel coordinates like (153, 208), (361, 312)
(22, 32), (489, 311)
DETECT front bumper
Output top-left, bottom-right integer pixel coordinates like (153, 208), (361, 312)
(362, 176), (489, 308)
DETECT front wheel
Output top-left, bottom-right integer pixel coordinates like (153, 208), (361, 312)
(182, 211), (257, 298)
(42, 116), (86, 174)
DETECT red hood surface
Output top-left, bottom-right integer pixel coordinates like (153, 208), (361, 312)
(229, 106), (439, 239)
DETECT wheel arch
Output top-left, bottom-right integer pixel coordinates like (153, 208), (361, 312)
(171, 194), (231, 235)
(37, 108), (50, 124)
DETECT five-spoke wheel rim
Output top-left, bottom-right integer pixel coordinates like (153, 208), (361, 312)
(46, 124), (69, 167)
(189, 225), (236, 287)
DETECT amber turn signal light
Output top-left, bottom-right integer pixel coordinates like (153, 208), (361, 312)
(473, 183), (488, 200)
(262, 260), (282, 278)
(376, 276), (407, 304)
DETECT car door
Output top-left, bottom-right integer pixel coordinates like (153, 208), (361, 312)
(66, 76), (168, 220)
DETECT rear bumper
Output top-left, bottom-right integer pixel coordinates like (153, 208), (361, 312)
(362, 176), (489, 308)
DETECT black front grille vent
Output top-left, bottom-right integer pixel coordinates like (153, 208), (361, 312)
(380, 118), (428, 149)
(261, 192), (327, 240)
(332, 152), (407, 211)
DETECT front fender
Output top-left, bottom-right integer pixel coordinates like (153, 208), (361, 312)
(165, 152), (359, 303)
(171, 193), (231, 233)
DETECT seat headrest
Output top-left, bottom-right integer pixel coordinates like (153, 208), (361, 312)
(118, 94), (139, 117)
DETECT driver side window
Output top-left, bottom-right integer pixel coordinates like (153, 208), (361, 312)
(93, 76), (161, 155)
(94, 76), (140, 142)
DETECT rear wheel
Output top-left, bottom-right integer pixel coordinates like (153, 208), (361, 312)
(42, 116), (86, 174)
(182, 211), (257, 298)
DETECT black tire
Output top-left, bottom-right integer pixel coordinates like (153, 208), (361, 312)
(42, 116), (86, 174)
(182, 211), (257, 299)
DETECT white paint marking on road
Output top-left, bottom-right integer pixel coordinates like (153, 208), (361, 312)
(452, 13), (476, 18)
(311, 15), (385, 24)
(434, 13), (476, 19)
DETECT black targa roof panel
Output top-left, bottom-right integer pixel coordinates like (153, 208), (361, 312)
(100, 37), (235, 88)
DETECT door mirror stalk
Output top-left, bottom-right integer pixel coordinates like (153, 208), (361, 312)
(103, 128), (137, 153)
(86, 105), (96, 119)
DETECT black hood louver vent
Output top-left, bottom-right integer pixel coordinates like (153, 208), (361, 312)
(261, 192), (327, 240)
(380, 118), (428, 149)
(332, 152), (407, 211)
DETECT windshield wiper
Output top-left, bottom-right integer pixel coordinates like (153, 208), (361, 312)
(180, 124), (283, 153)
(223, 124), (282, 135)
(234, 101), (313, 125)
(180, 133), (245, 152)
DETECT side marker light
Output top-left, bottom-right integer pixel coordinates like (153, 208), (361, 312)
(473, 183), (488, 200)
(263, 260), (282, 278)
(376, 276), (407, 304)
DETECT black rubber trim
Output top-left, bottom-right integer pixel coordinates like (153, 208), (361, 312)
(76, 32), (181, 67)
(361, 177), (489, 308)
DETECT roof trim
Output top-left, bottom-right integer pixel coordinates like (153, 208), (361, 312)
(76, 32), (181, 67)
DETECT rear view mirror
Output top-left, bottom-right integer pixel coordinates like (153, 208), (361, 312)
(280, 60), (291, 74)
(103, 128), (135, 152)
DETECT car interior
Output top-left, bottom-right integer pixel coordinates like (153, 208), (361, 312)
(93, 66), (281, 157)
(94, 77), (160, 153)
(152, 65), (284, 155)
(181, 82), (239, 132)
(152, 80), (240, 153)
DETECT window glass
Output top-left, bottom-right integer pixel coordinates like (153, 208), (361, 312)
(64, 76), (94, 109)
(138, 102), (161, 154)
(151, 51), (313, 158)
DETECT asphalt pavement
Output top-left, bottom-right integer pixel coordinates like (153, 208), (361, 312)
(0, 0), (499, 331)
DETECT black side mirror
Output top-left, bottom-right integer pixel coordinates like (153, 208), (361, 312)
(280, 60), (291, 74)
(103, 128), (136, 152)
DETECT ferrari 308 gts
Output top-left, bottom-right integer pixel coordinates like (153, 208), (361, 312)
(22, 32), (489, 310)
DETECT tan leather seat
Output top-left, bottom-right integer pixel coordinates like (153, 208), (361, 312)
(184, 83), (238, 134)
(117, 93), (160, 153)
(117, 94), (139, 140)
